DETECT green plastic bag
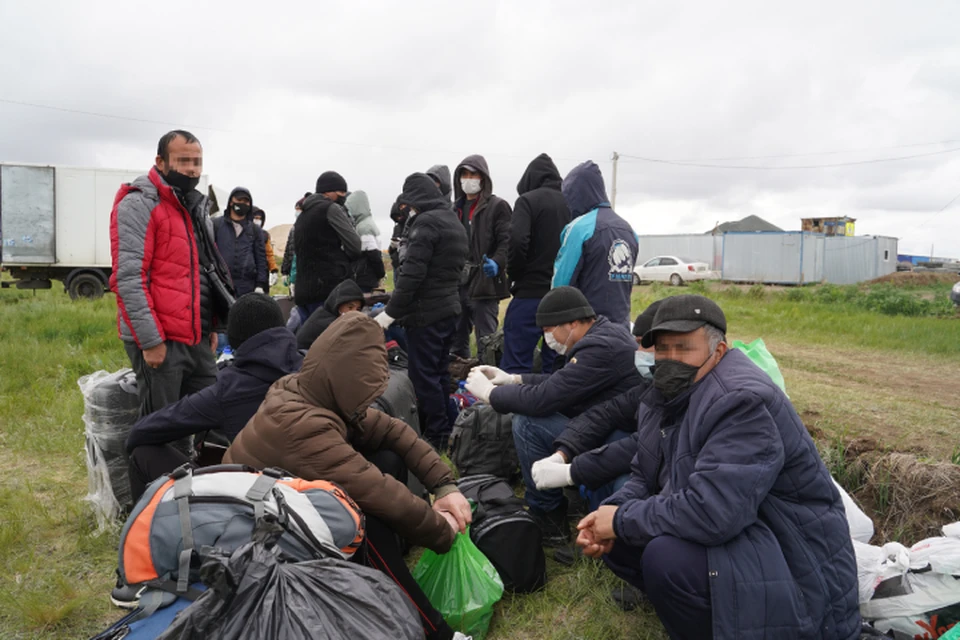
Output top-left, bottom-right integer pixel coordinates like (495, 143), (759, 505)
(412, 529), (504, 639)
(732, 338), (787, 393)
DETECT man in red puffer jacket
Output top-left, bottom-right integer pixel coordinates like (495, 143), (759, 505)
(110, 130), (231, 445)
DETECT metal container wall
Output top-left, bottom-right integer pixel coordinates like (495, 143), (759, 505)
(721, 232), (811, 284)
(822, 236), (897, 284)
(0, 165), (56, 264)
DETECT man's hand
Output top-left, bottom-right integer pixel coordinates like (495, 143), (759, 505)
(254, 286), (265, 294)
(143, 343), (167, 369)
(209, 333), (218, 354)
(576, 525), (614, 558)
(465, 369), (495, 403)
(375, 312), (395, 330)
(433, 491), (472, 535)
(474, 365), (519, 386)
(532, 455), (573, 489)
(482, 254), (499, 278)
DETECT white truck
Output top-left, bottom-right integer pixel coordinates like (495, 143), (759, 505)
(0, 163), (210, 299)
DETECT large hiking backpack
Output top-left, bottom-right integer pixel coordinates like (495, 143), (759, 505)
(477, 329), (504, 367)
(118, 465), (364, 599)
(458, 474), (546, 593)
(79, 369), (141, 527)
(370, 367), (427, 500)
(449, 403), (519, 481)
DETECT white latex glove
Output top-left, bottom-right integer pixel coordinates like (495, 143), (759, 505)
(269, 272), (278, 287)
(532, 455), (574, 489)
(375, 312), (395, 330)
(254, 287), (265, 294)
(465, 369), (495, 403)
(474, 365), (520, 386)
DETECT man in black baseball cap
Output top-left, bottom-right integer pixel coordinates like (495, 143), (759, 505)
(465, 286), (642, 545)
(575, 293), (861, 639)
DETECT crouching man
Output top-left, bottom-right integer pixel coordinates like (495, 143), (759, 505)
(225, 312), (472, 640)
(465, 286), (641, 545)
(576, 295), (861, 640)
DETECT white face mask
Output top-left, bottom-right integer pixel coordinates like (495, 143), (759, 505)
(544, 329), (568, 356)
(253, 219), (263, 227)
(461, 178), (482, 195)
(635, 350), (656, 379)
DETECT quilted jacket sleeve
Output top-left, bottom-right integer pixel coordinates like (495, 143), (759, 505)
(385, 216), (436, 320)
(553, 384), (646, 459)
(114, 191), (164, 349)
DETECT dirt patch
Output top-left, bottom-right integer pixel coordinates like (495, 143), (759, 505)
(868, 271), (960, 287)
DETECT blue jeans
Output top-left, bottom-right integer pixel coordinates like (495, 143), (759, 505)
(500, 297), (556, 375)
(512, 413), (570, 513)
(581, 429), (633, 511)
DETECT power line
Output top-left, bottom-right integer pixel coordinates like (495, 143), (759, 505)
(913, 189), (960, 232)
(676, 139), (960, 162)
(618, 146), (960, 170)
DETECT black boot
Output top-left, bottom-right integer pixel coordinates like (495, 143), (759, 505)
(530, 497), (570, 547)
(611, 582), (647, 612)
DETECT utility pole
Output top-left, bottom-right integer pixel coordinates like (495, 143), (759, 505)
(611, 151), (619, 209)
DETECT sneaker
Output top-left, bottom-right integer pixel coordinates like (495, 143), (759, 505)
(610, 583), (646, 612)
(110, 581), (148, 609)
(554, 544), (590, 566)
(531, 500), (570, 547)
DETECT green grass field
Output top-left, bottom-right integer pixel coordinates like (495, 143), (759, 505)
(1, 274), (958, 639)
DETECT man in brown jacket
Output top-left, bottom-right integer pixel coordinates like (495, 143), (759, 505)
(225, 311), (471, 640)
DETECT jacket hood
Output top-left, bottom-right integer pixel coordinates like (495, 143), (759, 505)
(228, 187), (254, 217)
(562, 161), (609, 218)
(233, 326), (303, 382)
(399, 173), (450, 214)
(517, 153), (562, 196)
(389, 195), (406, 224)
(425, 164), (452, 199)
(252, 206), (266, 225)
(345, 190), (380, 237)
(296, 312), (389, 421)
(322, 279), (365, 316)
(453, 154), (493, 201)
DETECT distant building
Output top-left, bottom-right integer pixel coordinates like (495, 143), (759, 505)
(801, 216), (856, 237)
(706, 215), (783, 234)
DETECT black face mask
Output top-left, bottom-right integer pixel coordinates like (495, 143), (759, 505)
(231, 203), (252, 217)
(335, 194), (347, 206)
(653, 353), (714, 400)
(163, 168), (200, 193)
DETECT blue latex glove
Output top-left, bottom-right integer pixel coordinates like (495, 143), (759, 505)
(371, 302), (385, 312)
(482, 254), (499, 278)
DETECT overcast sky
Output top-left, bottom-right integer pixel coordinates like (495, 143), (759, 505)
(2, 1), (959, 259)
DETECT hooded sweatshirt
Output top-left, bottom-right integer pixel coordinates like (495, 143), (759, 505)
(215, 187), (268, 297)
(453, 155), (512, 300)
(345, 190), (386, 291)
(296, 279), (365, 351)
(224, 312), (460, 553)
(425, 164), (452, 201)
(386, 173), (468, 327)
(509, 153), (571, 298)
(252, 207), (279, 273)
(553, 161), (638, 327)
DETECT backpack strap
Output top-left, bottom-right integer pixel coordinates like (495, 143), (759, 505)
(172, 468), (195, 594)
(245, 468), (283, 521)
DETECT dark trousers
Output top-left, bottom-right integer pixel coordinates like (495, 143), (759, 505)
(512, 413), (570, 513)
(128, 444), (192, 503)
(124, 339), (217, 457)
(451, 286), (499, 358)
(604, 536), (712, 640)
(406, 316), (457, 445)
(500, 296), (556, 374)
(354, 449), (453, 640)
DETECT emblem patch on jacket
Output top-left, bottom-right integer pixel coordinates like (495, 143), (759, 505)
(608, 239), (634, 282)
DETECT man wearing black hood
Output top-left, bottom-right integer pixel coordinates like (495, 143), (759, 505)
(296, 279), (365, 350)
(451, 154), (512, 358)
(293, 171), (362, 322)
(214, 187), (269, 298)
(502, 153), (571, 374)
(426, 164), (452, 202)
(375, 173), (468, 449)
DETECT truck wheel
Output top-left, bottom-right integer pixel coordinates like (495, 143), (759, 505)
(68, 273), (105, 300)
(669, 273), (683, 287)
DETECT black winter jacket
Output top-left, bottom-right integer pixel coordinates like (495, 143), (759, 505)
(214, 188), (268, 297)
(454, 155), (512, 301)
(386, 174), (468, 327)
(509, 154), (571, 298)
(296, 279), (365, 351)
(293, 194), (362, 306)
(489, 316), (643, 418)
(555, 381), (648, 461)
(126, 326), (303, 452)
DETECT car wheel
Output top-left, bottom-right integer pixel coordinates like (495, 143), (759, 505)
(633, 273), (641, 286)
(669, 273), (683, 287)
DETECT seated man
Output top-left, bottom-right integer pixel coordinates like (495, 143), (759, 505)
(576, 295), (861, 640)
(296, 279), (365, 350)
(224, 312), (473, 640)
(465, 286), (641, 544)
(125, 293), (301, 502)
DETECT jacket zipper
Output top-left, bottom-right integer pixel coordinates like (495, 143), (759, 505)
(178, 207), (199, 344)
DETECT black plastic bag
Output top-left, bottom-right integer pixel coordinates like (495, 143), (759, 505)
(158, 527), (424, 640)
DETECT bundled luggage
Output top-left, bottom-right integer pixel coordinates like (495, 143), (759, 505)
(458, 474), (546, 593)
(79, 368), (140, 527)
(449, 403), (519, 481)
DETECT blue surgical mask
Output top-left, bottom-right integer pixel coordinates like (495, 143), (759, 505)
(635, 350), (656, 379)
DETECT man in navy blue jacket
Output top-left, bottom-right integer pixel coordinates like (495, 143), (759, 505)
(552, 161), (638, 328)
(576, 295), (860, 640)
(126, 293), (303, 501)
(465, 286), (641, 544)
